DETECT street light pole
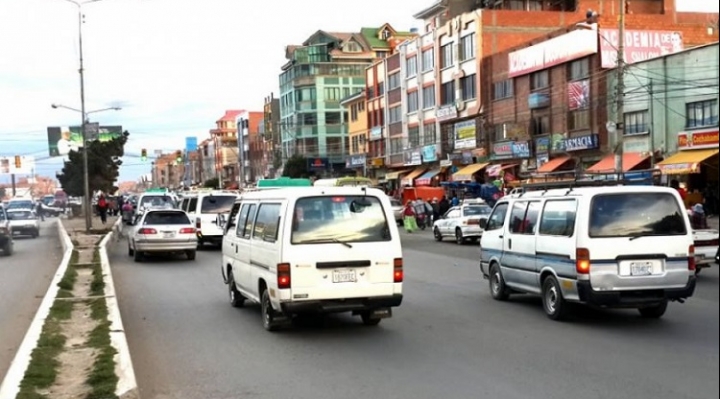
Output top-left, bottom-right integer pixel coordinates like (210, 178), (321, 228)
(614, 0), (627, 177)
(76, 2), (92, 232)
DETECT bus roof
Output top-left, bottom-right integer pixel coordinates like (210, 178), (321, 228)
(256, 177), (313, 188)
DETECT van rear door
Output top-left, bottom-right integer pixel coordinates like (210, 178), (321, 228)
(282, 194), (401, 301)
(582, 191), (693, 290)
(198, 195), (237, 236)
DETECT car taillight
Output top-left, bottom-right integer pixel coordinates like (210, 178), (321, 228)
(576, 248), (590, 275)
(138, 228), (157, 234)
(180, 227), (196, 234)
(393, 258), (403, 283)
(277, 263), (291, 289)
(467, 219), (479, 225)
(688, 245), (696, 271)
(195, 218), (201, 229)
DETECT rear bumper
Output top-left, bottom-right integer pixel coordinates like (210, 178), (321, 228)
(577, 277), (696, 307)
(135, 240), (197, 252)
(460, 226), (483, 237)
(197, 233), (223, 243)
(11, 226), (38, 235)
(695, 246), (718, 266)
(281, 294), (403, 314)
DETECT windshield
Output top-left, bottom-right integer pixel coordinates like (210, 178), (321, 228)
(7, 201), (33, 209)
(463, 205), (492, 217)
(140, 195), (175, 208)
(589, 193), (687, 238)
(391, 199), (402, 207)
(291, 196), (391, 244)
(200, 195), (236, 214)
(8, 210), (34, 220)
(144, 211), (190, 225)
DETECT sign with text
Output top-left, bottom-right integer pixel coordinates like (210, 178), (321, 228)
(422, 144), (438, 163)
(492, 140), (531, 160)
(563, 134), (599, 152)
(599, 29), (684, 68)
(508, 27), (598, 78)
(46, 125), (123, 157)
(403, 151), (422, 166)
(678, 128), (719, 150)
(454, 120), (476, 150)
(307, 157), (329, 171)
(345, 154), (366, 168)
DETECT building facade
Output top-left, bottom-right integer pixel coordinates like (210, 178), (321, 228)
(365, 58), (388, 181)
(263, 94), (281, 178)
(279, 26), (415, 174)
(210, 110), (244, 187)
(340, 89), (368, 175)
(235, 111), (263, 187)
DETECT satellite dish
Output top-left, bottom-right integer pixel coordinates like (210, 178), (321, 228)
(606, 121), (617, 133)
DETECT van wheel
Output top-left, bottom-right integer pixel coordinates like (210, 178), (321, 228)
(542, 276), (569, 321)
(185, 250), (196, 260)
(261, 289), (280, 332)
(694, 268), (702, 276)
(133, 248), (143, 263)
(433, 227), (443, 241)
(455, 228), (464, 245)
(227, 271), (245, 308)
(360, 312), (382, 326)
(489, 264), (509, 301)
(128, 245), (134, 257)
(638, 300), (668, 319)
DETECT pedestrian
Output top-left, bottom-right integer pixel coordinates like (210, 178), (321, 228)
(35, 200), (44, 221)
(403, 200), (417, 233)
(97, 194), (108, 225)
(690, 203), (708, 230)
(438, 196), (450, 216)
(431, 197), (440, 222)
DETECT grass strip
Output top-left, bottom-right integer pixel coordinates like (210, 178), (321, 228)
(57, 264), (78, 297)
(85, 285), (118, 399)
(89, 260), (106, 297)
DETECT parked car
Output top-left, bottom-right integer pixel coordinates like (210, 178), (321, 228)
(693, 228), (719, 275)
(0, 206), (13, 256)
(127, 209), (198, 262)
(6, 209), (40, 238)
(433, 199), (492, 244)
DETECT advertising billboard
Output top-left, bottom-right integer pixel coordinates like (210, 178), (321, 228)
(46, 125), (123, 157)
(0, 155), (36, 175)
(599, 29), (684, 68)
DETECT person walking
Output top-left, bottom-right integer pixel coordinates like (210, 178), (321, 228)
(97, 194), (109, 225)
(403, 200), (417, 233)
(35, 200), (44, 221)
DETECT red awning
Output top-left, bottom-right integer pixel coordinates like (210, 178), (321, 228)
(537, 156), (574, 173)
(586, 152), (650, 173)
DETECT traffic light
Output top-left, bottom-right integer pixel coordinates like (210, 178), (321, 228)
(176, 150), (182, 163)
(141, 148), (147, 161)
(14, 155), (21, 169)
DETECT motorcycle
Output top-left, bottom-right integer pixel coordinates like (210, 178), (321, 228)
(416, 213), (428, 230)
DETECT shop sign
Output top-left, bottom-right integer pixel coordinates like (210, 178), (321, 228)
(678, 128), (719, 150)
(657, 162), (701, 175)
(563, 133), (599, 152)
(345, 154), (366, 168)
(307, 157), (329, 171)
(454, 120), (477, 150)
(369, 126), (383, 141)
(508, 27), (598, 78)
(403, 150), (421, 166)
(370, 157), (384, 167)
(492, 140), (531, 160)
(461, 151), (473, 164)
(535, 135), (550, 155)
(422, 144), (438, 163)
(599, 29), (684, 69)
(437, 105), (458, 122)
(440, 159), (452, 167)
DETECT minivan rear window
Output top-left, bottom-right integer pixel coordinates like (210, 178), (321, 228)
(589, 193), (687, 238)
(201, 196), (236, 214)
(291, 196), (391, 245)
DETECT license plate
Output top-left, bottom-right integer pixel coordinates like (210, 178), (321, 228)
(631, 262), (653, 276)
(163, 232), (175, 238)
(332, 270), (356, 283)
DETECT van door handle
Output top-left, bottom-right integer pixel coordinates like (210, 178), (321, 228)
(498, 235), (504, 239)
(508, 238), (512, 250)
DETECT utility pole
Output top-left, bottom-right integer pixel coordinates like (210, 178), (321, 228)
(11, 174), (16, 197)
(614, 0), (626, 176)
(75, 3), (92, 232)
(649, 78), (655, 168)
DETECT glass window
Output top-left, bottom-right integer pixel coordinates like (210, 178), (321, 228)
(522, 202), (542, 235)
(388, 73), (401, 90)
(252, 203), (281, 242)
(441, 81), (455, 105)
(463, 205), (492, 217)
(441, 43), (454, 68)
(485, 202), (508, 231)
(325, 112), (341, 125)
(461, 74), (476, 101)
(239, 204), (257, 239)
(423, 122), (437, 145)
(423, 86), (436, 108)
(407, 91), (419, 112)
(291, 196), (391, 244)
(686, 99), (718, 128)
(539, 200), (577, 237)
(200, 195), (236, 214)
(389, 106), (402, 123)
(235, 204), (250, 237)
(568, 109), (590, 131)
(493, 79), (514, 100)
(8, 210), (35, 220)
(589, 193), (686, 238)
(530, 71), (549, 90)
(143, 211), (190, 225)
(445, 209), (461, 219)
(624, 110), (648, 135)
(422, 48), (434, 71)
(406, 55), (418, 77)
(140, 195), (174, 209)
(509, 202), (528, 234)
(568, 58), (589, 80)
(460, 34), (475, 61)
(187, 197), (198, 213)
(408, 126), (420, 147)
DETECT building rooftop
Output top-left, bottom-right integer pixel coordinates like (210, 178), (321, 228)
(216, 110), (245, 123)
(339, 89), (366, 106)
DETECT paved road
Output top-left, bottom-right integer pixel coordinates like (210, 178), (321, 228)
(0, 219), (63, 381)
(110, 227), (719, 399)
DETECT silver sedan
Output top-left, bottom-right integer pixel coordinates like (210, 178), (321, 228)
(6, 209), (40, 238)
(127, 209), (198, 262)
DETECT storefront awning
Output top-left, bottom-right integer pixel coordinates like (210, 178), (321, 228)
(452, 162), (489, 181)
(586, 152), (650, 173)
(487, 164), (518, 177)
(537, 156), (574, 174)
(385, 169), (410, 180)
(656, 148), (719, 175)
(401, 167), (427, 186)
(415, 168), (442, 186)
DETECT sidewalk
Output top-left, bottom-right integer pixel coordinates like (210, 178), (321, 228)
(61, 215), (118, 233)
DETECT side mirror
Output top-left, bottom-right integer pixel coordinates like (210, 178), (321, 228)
(216, 214), (226, 227)
(479, 219), (487, 229)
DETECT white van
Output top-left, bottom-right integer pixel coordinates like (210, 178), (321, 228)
(219, 187), (403, 331)
(479, 185), (696, 320)
(184, 191), (239, 247)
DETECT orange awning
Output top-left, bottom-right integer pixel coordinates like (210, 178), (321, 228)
(586, 152), (650, 173)
(537, 156), (574, 173)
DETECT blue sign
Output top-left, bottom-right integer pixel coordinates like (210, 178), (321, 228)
(185, 137), (198, 152)
(369, 126), (383, 141)
(422, 144), (438, 163)
(511, 141), (531, 158)
(563, 134), (599, 152)
(345, 155), (366, 168)
(307, 157), (329, 171)
(535, 136), (550, 155)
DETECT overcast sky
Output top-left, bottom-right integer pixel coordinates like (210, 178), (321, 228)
(0, 0), (717, 184)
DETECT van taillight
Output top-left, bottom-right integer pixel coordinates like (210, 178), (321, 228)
(277, 263), (291, 289)
(576, 248), (590, 275)
(195, 217), (201, 229)
(393, 258), (403, 283)
(688, 245), (696, 271)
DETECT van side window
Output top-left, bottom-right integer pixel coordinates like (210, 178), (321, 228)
(180, 198), (189, 211)
(485, 203), (508, 231)
(253, 203), (281, 242)
(226, 203), (241, 232)
(522, 202), (541, 235)
(188, 198), (198, 213)
(235, 204), (251, 237)
(241, 204), (257, 239)
(509, 202), (527, 234)
(539, 200), (577, 237)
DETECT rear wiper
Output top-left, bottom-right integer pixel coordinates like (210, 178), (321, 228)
(298, 238), (353, 248)
(628, 234), (651, 241)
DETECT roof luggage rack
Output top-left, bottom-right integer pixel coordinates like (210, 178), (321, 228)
(519, 168), (661, 193)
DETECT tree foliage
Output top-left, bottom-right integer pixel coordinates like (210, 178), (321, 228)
(57, 133), (128, 197)
(282, 155), (308, 178)
(204, 178), (219, 189)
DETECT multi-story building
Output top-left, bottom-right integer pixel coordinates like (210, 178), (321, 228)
(210, 110), (244, 187)
(263, 94), (281, 177)
(235, 111), (263, 186)
(279, 26), (415, 174)
(197, 138), (216, 185)
(152, 153), (184, 189)
(340, 89), (368, 176)
(365, 58), (388, 181)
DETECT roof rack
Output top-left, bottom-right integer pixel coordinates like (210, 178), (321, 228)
(519, 169), (661, 193)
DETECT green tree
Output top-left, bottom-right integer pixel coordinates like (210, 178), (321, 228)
(204, 178), (219, 189)
(282, 154), (308, 178)
(272, 149), (283, 175)
(57, 132), (128, 197)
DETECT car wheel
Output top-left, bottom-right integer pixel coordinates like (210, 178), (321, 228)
(694, 267), (702, 276)
(261, 289), (280, 332)
(489, 263), (510, 301)
(128, 244), (134, 257)
(360, 311), (382, 326)
(133, 247), (143, 263)
(186, 250), (196, 260)
(433, 227), (443, 241)
(32, 230), (39, 239)
(455, 228), (464, 245)
(638, 300), (668, 319)
(542, 276), (569, 321)
(1, 241), (12, 256)
(227, 271), (245, 308)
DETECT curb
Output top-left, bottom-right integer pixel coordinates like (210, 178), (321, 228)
(0, 220), (73, 399)
(100, 218), (139, 399)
